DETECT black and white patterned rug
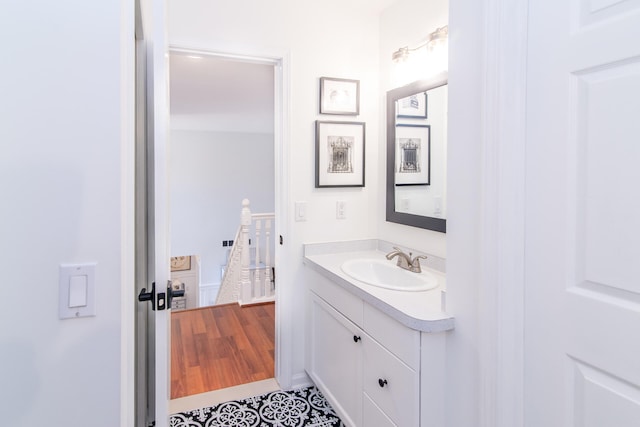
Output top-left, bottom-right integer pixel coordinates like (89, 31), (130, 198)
(170, 386), (345, 427)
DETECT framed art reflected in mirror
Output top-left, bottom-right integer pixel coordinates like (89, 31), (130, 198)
(395, 124), (430, 186)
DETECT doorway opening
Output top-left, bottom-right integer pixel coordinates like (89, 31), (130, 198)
(167, 49), (278, 402)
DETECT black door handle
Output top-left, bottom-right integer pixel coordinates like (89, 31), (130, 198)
(353, 335), (361, 343)
(378, 378), (388, 388)
(138, 288), (153, 302)
(138, 283), (156, 310)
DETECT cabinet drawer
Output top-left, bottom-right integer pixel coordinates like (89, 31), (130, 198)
(363, 393), (397, 427)
(363, 336), (419, 427)
(364, 302), (420, 369)
(308, 270), (363, 327)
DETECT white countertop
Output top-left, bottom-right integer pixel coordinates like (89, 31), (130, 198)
(303, 241), (454, 333)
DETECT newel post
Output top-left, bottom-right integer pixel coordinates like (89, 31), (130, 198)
(239, 199), (252, 304)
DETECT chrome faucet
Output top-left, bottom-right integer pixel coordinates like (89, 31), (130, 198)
(385, 247), (427, 273)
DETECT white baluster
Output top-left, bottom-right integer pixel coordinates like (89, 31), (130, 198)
(232, 249), (240, 301)
(264, 219), (272, 298)
(240, 199), (252, 305)
(255, 219), (263, 298)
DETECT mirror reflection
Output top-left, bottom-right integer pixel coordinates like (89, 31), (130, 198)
(386, 74), (447, 232)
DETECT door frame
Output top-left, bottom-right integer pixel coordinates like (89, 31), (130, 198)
(122, 0), (140, 426)
(476, 0), (528, 426)
(166, 43), (293, 389)
(133, 10), (150, 427)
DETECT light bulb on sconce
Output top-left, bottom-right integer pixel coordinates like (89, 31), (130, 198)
(426, 26), (448, 76)
(426, 26), (449, 52)
(391, 25), (449, 87)
(391, 47), (410, 63)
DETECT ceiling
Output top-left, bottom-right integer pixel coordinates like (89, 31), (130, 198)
(169, 52), (274, 134)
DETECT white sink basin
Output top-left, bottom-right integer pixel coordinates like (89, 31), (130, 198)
(341, 258), (438, 292)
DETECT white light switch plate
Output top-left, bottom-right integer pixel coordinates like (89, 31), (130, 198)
(59, 263), (96, 319)
(336, 200), (346, 219)
(295, 201), (307, 222)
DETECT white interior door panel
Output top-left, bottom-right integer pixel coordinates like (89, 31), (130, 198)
(525, 2), (640, 425)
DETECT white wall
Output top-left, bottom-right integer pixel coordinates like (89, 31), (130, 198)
(378, 0), (448, 258)
(0, 1), (132, 426)
(169, 130), (274, 285)
(444, 0), (484, 425)
(169, 0), (383, 384)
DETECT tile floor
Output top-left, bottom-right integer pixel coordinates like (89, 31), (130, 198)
(170, 384), (344, 426)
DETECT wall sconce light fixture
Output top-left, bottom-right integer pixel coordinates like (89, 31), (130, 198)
(391, 26), (449, 63)
(390, 25), (448, 87)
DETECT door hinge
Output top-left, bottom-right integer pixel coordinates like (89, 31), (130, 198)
(279, 235), (283, 245)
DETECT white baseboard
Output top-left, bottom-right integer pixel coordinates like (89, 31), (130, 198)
(288, 371), (312, 391)
(199, 282), (220, 307)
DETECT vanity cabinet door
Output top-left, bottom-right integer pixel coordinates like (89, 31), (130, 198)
(363, 335), (419, 426)
(307, 292), (363, 427)
(363, 394), (397, 427)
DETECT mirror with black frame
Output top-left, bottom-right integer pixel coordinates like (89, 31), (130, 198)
(386, 73), (447, 232)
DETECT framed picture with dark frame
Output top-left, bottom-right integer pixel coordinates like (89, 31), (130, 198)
(315, 120), (365, 188)
(319, 77), (360, 115)
(397, 91), (428, 119)
(395, 124), (430, 186)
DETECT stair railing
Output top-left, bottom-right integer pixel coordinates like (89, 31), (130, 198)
(215, 199), (275, 306)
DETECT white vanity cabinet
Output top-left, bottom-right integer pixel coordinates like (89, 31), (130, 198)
(362, 334), (419, 426)
(308, 293), (364, 426)
(306, 270), (446, 427)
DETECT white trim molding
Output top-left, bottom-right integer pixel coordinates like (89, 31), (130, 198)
(478, 0), (528, 426)
(289, 372), (313, 391)
(121, 0), (136, 426)
(274, 51), (293, 390)
(166, 45), (294, 390)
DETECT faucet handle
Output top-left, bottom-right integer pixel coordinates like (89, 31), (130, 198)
(410, 255), (428, 273)
(412, 254), (427, 263)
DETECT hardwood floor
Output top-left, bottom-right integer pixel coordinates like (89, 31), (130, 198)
(171, 302), (275, 399)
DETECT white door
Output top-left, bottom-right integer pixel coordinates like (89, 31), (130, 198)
(149, 0), (171, 424)
(134, 20), (153, 427)
(135, 0), (171, 425)
(525, 1), (640, 425)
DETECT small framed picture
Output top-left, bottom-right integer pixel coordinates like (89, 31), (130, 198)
(316, 120), (365, 188)
(170, 256), (191, 272)
(395, 124), (430, 186)
(319, 77), (360, 115)
(397, 91), (428, 119)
